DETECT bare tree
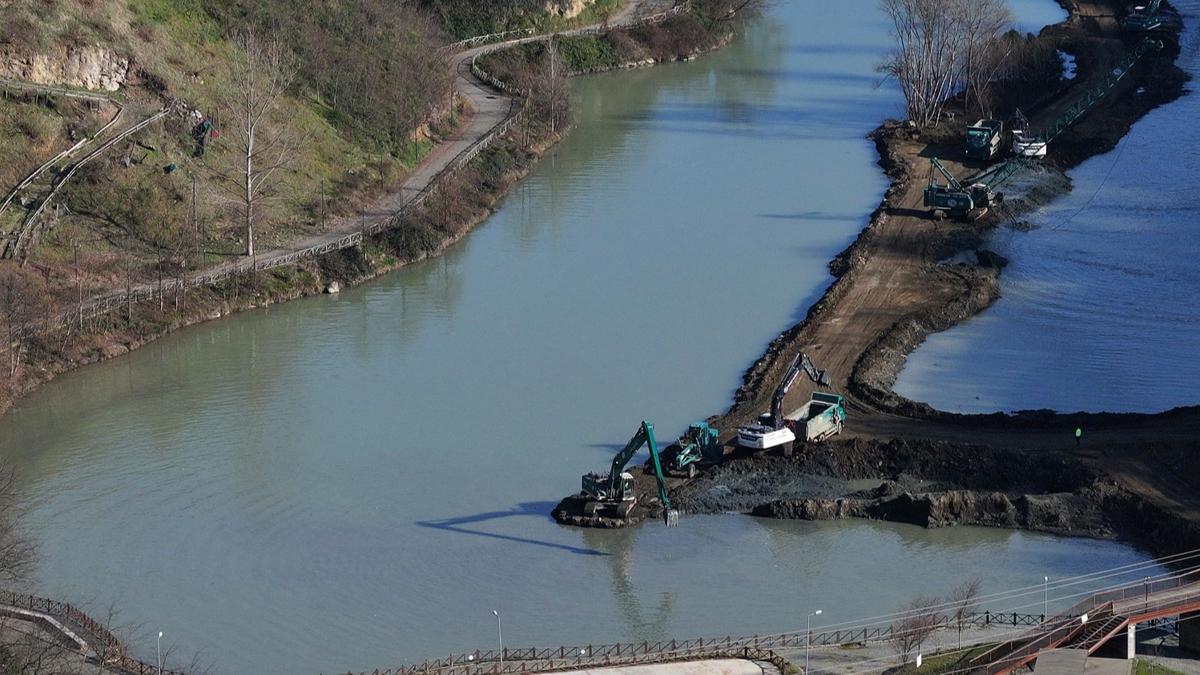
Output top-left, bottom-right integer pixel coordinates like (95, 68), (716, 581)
(211, 31), (297, 263)
(947, 577), (983, 649)
(0, 266), (53, 377)
(888, 594), (942, 664)
(960, 0), (1014, 116)
(526, 40), (572, 136)
(879, 0), (1013, 126)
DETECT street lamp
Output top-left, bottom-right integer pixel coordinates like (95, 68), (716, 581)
(493, 610), (503, 669)
(1044, 576), (1049, 624)
(157, 631), (163, 674)
(806, 609), (822, 674)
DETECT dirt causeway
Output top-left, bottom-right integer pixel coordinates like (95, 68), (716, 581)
(554, 0), (1200, 555)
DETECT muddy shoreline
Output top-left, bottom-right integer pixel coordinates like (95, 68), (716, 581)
(555, 1), (1200, 556)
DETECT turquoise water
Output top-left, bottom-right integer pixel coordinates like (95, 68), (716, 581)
(0, 2), (1154, 673)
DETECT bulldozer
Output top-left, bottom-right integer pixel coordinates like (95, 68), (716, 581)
(581, 420), (680, 526)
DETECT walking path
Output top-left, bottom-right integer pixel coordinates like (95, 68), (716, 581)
(36, 0), (681, 334)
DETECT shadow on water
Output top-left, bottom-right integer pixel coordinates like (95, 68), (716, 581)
(416, 501), (608, 556)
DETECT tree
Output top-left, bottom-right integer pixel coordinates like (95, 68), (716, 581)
(211, 31), (297, 263)
(888, 594), (942, 664)
(960, 0), (1014, 116)
(948, 577), (983, 649)
(0, 266), (53, 377)
(878, 0), (1013, 126)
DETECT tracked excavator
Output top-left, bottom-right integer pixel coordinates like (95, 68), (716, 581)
(736, 352), (832, 455)
(581, 421), (680, 526)
(669, 422), (721, 478)
(1122, 0), (1183, 33)
(923, 156), (1029, 221)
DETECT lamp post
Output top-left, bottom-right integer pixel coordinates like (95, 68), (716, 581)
(493, 610), (503, 669)
(157, 631), (163, 674)
(1044, 576), (1049, 624)
(806, 609), (822, 674)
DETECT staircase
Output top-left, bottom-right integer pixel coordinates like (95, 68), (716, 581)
(1063, 615), (1128, 653)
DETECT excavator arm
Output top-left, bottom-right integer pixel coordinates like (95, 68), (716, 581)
(604, 422), (653, 493)
(640, 422), (680, 527)
(597, 421), (679, 526)
(929, 157), (963, 191)
(769, 353), (832, 428)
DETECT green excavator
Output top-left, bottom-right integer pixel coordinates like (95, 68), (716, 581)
(923, 156), (1028, 221)
(669, 422), (721, 478)
(1122, 0), (1183, 33)
(581, 420), (680, 526)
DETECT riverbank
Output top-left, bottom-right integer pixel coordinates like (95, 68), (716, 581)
(555, 0), (1200, 555)
(0, 4), (737, 420)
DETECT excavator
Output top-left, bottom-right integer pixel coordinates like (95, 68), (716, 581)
(669, 422), (721, 478)
(581, 421), (680, 527)
(1122, 0), (1183, 33)
(736, 352), (832, 455)
(923, 156), (1027, 221)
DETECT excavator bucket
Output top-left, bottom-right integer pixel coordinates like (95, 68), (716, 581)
(665, 509), (680, 527)
(816, 369), (832, 388)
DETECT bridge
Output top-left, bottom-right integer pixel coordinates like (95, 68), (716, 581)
(970, 570), (1200, 675)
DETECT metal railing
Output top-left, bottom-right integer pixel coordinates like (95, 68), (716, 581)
(0, 588), (186, 675)
(352, 611), (1047, 675)
(971, 570), (1200, 675)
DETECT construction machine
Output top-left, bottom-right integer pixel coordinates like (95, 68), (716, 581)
(670, 422), (720, 478)
(736, 352), (832, 455)
(1122, 0), (1183, 33)
(581, 420), (680, 526)
(1013, 37), (1163, 157)
(964, 120), (1003, 161)
(924, 156), (1028, 221)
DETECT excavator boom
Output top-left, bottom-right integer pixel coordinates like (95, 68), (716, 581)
(585, 421), (680, 527)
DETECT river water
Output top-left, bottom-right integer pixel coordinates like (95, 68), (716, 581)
(895, 3), (1200, 414)
(0, 2), (1158, 673)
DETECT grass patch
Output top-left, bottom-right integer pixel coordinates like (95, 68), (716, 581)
(1135, 659), (1188, 675)
(889, 643), (997, 675)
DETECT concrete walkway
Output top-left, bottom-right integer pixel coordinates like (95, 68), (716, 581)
(554, 659), (776, 675)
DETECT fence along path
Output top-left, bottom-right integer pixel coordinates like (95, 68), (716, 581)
(350, 610), (1047, 675)
(0, 588), (186, 675)
(12, 0), (685, 344)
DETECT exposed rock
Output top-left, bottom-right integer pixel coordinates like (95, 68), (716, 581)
(325, 281), (341, 294)
(0, 46), (131, 92)
(546, 0), (594, 19)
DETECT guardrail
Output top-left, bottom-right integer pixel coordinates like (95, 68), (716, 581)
(0, 588), (186, 675)
(971, 570), (1200, 674)
(351, 611), (1047, 675)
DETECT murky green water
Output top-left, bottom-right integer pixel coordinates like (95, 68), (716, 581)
(0, 2), (1153, 673)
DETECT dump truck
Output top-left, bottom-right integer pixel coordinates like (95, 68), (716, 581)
(964, 119), (1003, 161)
(783, 393), (845, 446)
